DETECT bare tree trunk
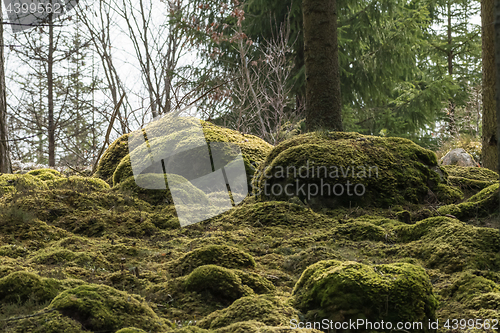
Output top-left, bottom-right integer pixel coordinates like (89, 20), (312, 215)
(0, 0), (11, 173)
(495, 0), (500, 197)
(482, 0), (497, 171)
(48, 13), (55, 167)
(303, 0), (343, 132)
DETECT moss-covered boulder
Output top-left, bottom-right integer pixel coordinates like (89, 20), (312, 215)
(94, 133), (130, 184)
(172, 245), (256, 277)
(437, 183), (499, 220)
(46, 176), (110, 191)
(0, 173), (48, 197)
(394, 216), (500, 273)
(0, 271), (82, 303)
(442, 165), (498, 192)
(184, 265), (253, 303)
(197, 295), (298, 330)
(253, 132), (452, 210)
(95, 118), (272, 190)
(293, 260), (438, 327)
(27, 168), (62, 181)
(48, 284), (171, 332)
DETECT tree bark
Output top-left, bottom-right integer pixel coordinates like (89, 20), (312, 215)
(495, 0), (500, 183)
(48, 13), (55, 167)
(303, 0), (343, 132)
(482, 0), (497, 171)
(0, 0), (11, 173)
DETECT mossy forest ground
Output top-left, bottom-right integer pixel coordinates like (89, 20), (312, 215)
(0, 119), (499, 333)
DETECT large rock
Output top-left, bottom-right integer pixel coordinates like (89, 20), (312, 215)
(252, 132), (457, 209)
(293, 260), (438, 328)
(441, 148), (477, 167)
(94, 118), (273, 188)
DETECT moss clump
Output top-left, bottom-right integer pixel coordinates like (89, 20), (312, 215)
(332, 221), (387, 241)
(46, 176), (110, 191)
(184, 265), (253, 303)
(394, 217), (500, 273)
(293, 260), (438, 327)
(0, 173), (48, 197)
(0, 271), (82, 303)
(10, 310), (88, 333)
(48, 283), (171, 332)
(442, 165), (498, 193)
(253, 132), (444, 209)
(115, 328), (148, 333)
(197, 295), (298, 330)
(30, 248), (110, 271)
(27, 168), (62, 181)
(219, 200), (323, 227)
(216, 321), (323, 333)
(94, 133), (130, 184)
(107, 117), (272, 189)
(434, 183), (464, 204)
(172, 245), (256, 277)
(113, 174), (209, 207)
(437, 183), (499, 220)
(233, 270), (276, 294)
(0, 206), (69, 245)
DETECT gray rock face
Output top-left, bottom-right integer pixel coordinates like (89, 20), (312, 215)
(441, 148), (477, 167)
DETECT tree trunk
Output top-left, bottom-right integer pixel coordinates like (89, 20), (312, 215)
(48, 13), (55, 167)
(482, 0), (497, 171)
(0, 0), (11, 173)
(303, 0), (343, 132)
(495, 0), (500, 181)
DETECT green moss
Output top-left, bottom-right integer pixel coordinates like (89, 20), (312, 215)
(115, 327), (148, 333)
(218, 201), (323, 227)
(108, 118), (272, 188)
(435, 183), (464, 204)
(46, 176), (110, 191)
(0, 174), (48, 197)
(0, 205), (70, 245)
(48, 283), (172, 332)
(94, 133), (131, 184)
(27, 168), (62, 181)
(172, 245), (256, 277)
(442, 165), (498, 182)
(293, 260), (438, 327)
(184, 265), (253, 303)
(30, 248), (110, 271)
(0, 244), (30, 258)
(253, 132), (444, 209)
(437, 183), (499, 220)
(0, 271), (82, 304)
(332, 221), (387, 241)
(394, 217), (500, 272)
(197, 295), (298, 330)
(233, 270), (276, 294)
(113, 173), (209, 207)
(11, 310), (89, 333)
(215, 320), (323, 333)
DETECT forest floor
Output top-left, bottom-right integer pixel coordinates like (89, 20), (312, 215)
(0, 121), (499, 333)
